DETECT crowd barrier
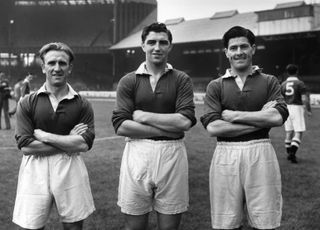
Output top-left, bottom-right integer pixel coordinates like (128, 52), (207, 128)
(79, 91), (320, 106)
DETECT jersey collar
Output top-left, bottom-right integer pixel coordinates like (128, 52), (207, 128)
(37, 83), (78, 100)
(135, 62), (173, 76)
(222, 65), (262, 79)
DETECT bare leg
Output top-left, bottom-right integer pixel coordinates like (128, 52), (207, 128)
(292, 132), (303, 143)
(285, 130), (294, 160)
(290, 131), (303, 163)
(63, 220), (83, 230)
(124, 213), (149, 230)
(285, 131), (294, 144)
(157, 212), (182, 230)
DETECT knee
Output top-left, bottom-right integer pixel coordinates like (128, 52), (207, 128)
(159, 227), (179, 230)
(158, 222), (180, 230)
(62, 220), (83, 230)
(124, 221), (148, 230)
(124, 225), (147, 230)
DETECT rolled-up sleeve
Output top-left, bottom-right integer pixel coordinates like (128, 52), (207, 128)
(112, 74), (135, 133)
(79, 98), (95, 150)
(200, 79), (222, 129)
(268, 76), (289, 124)
(15, 95), (36, 149)
(175, 73), (197, 127)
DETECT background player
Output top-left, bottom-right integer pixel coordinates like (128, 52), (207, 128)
(281, 64), (312, 163)
(200, 26), (288, 230)
(9, 78), (23, 117)
(9, 73), (34, 117)
(0, 71), (11, 129)
(20, 72), (34, 97)
(112, 22), (196, 230)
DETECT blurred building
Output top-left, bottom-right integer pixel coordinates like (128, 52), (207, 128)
(0, 0), (157, 90)
(111, 1), (320, 92)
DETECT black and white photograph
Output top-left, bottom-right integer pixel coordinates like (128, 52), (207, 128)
(0, 0), (319, 229)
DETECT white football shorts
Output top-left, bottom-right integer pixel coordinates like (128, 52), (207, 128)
(210, 139), (282, 229)
(13, 153), (95, 229)
(284, 104), (306, 132)
(118, 138), (189, 215)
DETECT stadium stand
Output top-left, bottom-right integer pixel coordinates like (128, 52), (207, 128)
(0, 0), (157, 90)
(110, 1), (320, 93)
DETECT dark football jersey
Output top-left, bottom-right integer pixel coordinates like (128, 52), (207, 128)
(281, 77), (306, 105)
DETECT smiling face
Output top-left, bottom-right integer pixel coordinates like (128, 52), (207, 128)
(141, 31), (172, 66)
(41, 50), (72, 87)
(225, 36), (256, 72)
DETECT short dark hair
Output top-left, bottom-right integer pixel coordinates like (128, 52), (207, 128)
(222, 26), (255, 48)
(286, 64), (299, 75)
(39, 42), (75, 63)
(141, 22), (172, 44)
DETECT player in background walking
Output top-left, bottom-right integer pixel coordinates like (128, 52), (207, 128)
(281, 64), (311, 163)
(20, 72), (34, 97)
(9, 73), (35, 117)
(0, 71), (11, 129)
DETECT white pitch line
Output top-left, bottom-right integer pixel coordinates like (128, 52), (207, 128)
(0, 146), (17, 150)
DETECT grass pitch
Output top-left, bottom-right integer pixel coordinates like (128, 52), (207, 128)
(0, 100), (319, 229)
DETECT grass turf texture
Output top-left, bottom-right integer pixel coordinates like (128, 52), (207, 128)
(0, 100), (319, 229)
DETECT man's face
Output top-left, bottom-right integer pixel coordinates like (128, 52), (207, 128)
(225, 36), (256, 72)
(26, 74), (34, 82)
(142, 31), (172, 65)
(41, 50), (72, 87)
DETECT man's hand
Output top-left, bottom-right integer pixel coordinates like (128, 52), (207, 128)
(221, 110), (237, 123)
(34, 129), (50, 143)
(261, 100), (277, 111)
(133, 110), (147, 123)
(70, 123), (88, 135)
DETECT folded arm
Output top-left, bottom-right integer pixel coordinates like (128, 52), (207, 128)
(116, 119), (183, 139)
(21, 123), (89, 156)
(222, 108), (283, 128)
(206, 119), (260, 137)
(21, 140), (64, 156)
(33, 123), (89, 154)
(22, 136), (87, 156)
(206, 101), (281, 137)
(133, 110), (192, 132)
